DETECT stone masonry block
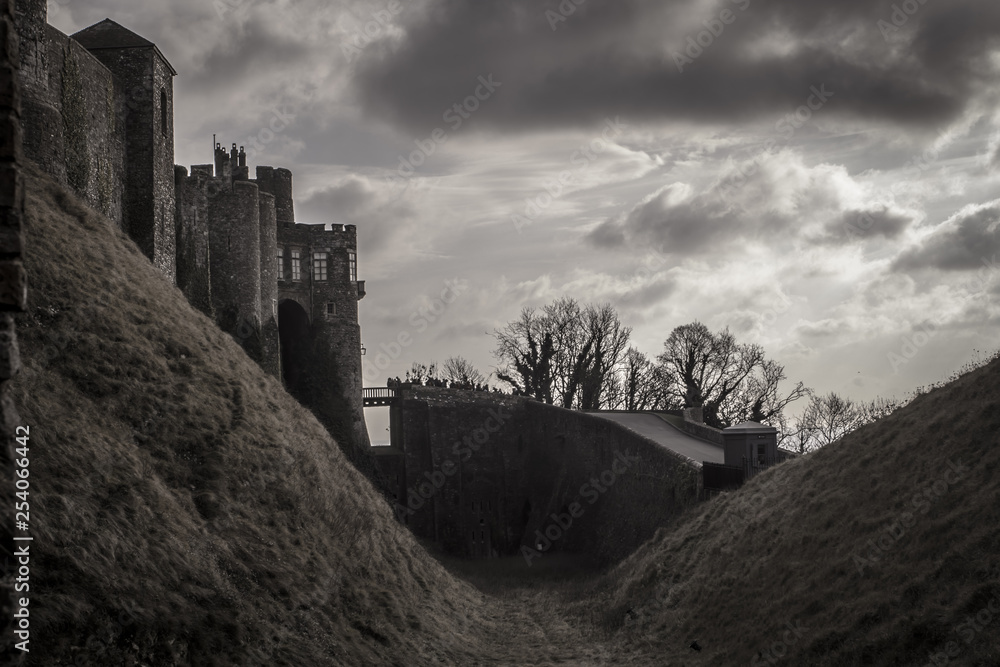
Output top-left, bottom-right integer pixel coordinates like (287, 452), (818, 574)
(0, 313), (18, 380)
(0, 385), (20, 440)
(0, 112), (20, 161)
(0, 162), (20, 207)
(0, 14), (19, 66)
(0, 207), (22, 255)
(0, 64), (19, 112)
(0, 260), (25, 310)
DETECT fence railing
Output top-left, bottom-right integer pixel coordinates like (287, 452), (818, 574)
(362, 387), (397, 406)
(363, 387), (396, 399)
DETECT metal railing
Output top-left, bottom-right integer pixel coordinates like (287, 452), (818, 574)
(362, 387), (397, 406)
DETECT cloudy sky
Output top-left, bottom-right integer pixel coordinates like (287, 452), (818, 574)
(51, 0), (1000, 442)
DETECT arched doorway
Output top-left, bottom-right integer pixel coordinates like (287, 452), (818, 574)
(278, 299), (311, 394)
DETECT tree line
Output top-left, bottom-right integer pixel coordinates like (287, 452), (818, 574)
(401, 297), (909, 453)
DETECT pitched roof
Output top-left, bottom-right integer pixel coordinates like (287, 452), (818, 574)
(72, 19), (154, 49)
(724, 421), (777, 432)
(71, 19), (177, 75)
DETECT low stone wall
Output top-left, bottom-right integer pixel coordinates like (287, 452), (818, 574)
(676, 411), (725, 445)
(383, 387), (702, 565)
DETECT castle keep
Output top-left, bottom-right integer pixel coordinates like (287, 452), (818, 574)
(14, 2), (371, 462)
(175, 144), (368, 455)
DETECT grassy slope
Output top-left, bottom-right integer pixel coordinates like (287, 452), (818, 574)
(12, 163), (519, 666)
(596, 355), (1000, 664)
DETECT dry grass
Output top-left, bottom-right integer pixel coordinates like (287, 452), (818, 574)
(13, 161), (1000, 666)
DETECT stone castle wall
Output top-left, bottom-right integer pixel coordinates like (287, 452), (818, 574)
(174, 148), (369, 476)
(16, 5), (127, 226)
(385, 387), (702, 565)
(257, 190), (279, 378)
(174, 165), (212, 316)
(14, 1), (175, 278)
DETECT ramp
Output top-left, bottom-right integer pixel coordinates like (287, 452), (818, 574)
(589, 413), (724, 465)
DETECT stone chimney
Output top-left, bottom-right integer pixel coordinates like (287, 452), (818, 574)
(683, 405), (704, 424)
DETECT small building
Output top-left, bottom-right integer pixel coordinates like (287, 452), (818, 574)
(722, 421), (778, 467)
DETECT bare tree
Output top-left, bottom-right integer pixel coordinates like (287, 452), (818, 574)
(544, 297), (590, 409)
(494, 299), (631, 409)
(655, 322), (768, 428)
(442, 356), (485, 387)
(578, 304), (632, 410)
(718, 358), (809, 428)
(605, 347), (665, 411)
(494, 308), (556, 402)
(791, 392), (863, 453)
(784, 393), (904, 453)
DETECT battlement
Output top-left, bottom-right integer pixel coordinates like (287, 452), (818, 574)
(281, 221), (357, 234)
(214, 142), (245, 181)
(184, 139), (358, 255)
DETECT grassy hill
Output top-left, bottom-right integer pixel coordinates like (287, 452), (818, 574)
(12, 161), (1000, 666)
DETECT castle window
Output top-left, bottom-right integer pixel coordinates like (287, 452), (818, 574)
(291, 249), (301, 281)
(277, 246), (284, 278)
(348, 251), (357, 282)
(313, 252), (328, 281)
(160, 89), (168, 136)
(326, 302), (336, 316)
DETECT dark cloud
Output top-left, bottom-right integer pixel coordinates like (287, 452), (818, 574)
(297, 177), (418, 255)
(590, 188), (737, 256)
(812, 207), (914, 246)
(892, 202), (1000, 273)
(587, 180), (774, 257)
(615, 276), (678, 310)
(588, 151), (845, 256)
(184, 14), (313, 89)
(990, 143), (1000, 171)
(352, 0), (999, 135)
(587, 217), (627, 248)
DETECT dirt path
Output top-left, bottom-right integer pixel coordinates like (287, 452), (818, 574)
(430, 551), (649, 666)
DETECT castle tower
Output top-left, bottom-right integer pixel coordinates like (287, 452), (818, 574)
(174, 165), (213, 317)
(272, 168), (294, 223)
(14, 0), (62, 180)
(13, 0), (47, 83)
(71, 20), (177, 283)
(207, 178), (262, 351)
(276, 212), (370, 467)
(258, 186), (280, 379)
(181, 141), (370, 473)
